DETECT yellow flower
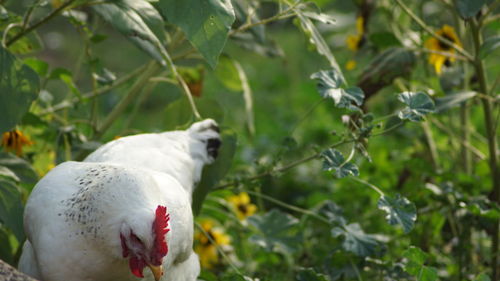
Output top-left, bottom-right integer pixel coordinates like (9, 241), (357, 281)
(346, 16), (365, 51)
(345, 60), (357, 71)
(194, 220), (230, 269)
(424, 25), (461, 75)
(227, 192), (257, 220)
(1, 130), (33, 156)
(355, 16), (364, 34)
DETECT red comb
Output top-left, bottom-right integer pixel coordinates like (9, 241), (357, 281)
(151, 205), (170, 265)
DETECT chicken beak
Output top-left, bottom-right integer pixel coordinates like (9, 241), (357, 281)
(147, 264), (163, 281)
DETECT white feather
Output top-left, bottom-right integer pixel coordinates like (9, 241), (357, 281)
(19, 119), (220, 281)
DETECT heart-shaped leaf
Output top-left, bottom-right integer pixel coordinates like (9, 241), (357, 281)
(331, 223), (382, 257)
(311, 70), (364, 109)
(156, 0), (235, 68)
(397, 91), (435, 122)
(378, 194), (417, 233)
(0, 46), (39, 134)
(321, 149), (359, 178)
(248, 209), (300, 255)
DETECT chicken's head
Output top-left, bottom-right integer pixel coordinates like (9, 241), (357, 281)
(120, 205), (170, 281)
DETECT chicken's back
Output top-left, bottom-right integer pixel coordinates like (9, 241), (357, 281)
(20, 161), (195, 281)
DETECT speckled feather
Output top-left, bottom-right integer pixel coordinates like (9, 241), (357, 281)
(18, 119), (221, 281)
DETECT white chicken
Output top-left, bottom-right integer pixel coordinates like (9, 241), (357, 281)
(18, 119), (222, 281)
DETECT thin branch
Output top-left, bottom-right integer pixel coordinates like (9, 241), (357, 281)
(160, 46), (202, 120)
(229, 3), (298, 36)
(414, 47), (469, 61)
(40, 63), (150, 115)
(93, 62), (160, 139)
(393, 0), (474, 61)
(480, 0), (500, 26)
(245, 190), (331, 224)
(6, 0), (76, 47)
(215, 139), (355, 190)
(350, 177), (385, 196)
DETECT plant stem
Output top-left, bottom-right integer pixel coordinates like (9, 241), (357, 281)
(93, 62), (160, 139)
(350, 177), (385, 196)
(214, 139), (355, 190)
(160, 48), (201, 120)
(245, 190), (331, 224)
(393, 0), (474, 61)
(6, 0), (76, 47)
(40, 63), (150, 115)
(421, 120), (440, 171)
(470, 19), (500, 281)
(229, 2), (298, 36)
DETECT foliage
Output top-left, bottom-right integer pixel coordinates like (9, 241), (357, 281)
(0, 0), (499, 280)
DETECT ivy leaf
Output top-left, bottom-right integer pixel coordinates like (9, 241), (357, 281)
(0, 179), (25, 242)
(156, 0), (235, 68)
(318, 200), (347, 225)
(248, 209), (300, 255)
(0, 46), (39, 134)
(296, 268), (329, 281)
(331, 223), (382, 257)
(403, 246), (438, 281)
(321, 149), (359, 178)
(479, 35), (500, 59)
(397, 91), (435, 122)
(456, 0), (487, 20)
(378, 194), (417, 233)
(311, 70), (364, 109)
(92, 0), (166, 63)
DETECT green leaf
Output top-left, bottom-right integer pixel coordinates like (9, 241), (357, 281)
(358, 48), (416, 97)
(23, 58), (49, 77)
(248, 209), (300, 255)
(0, 179), (25, 242)
(475, 273), (491, 281)
(49, 68), (80, 97)
(156, 0), (235, 68)
(0, 46), (39, 134)
(0, 166), (20, 182)
(419, 267), (439, 281)
(378, 194), (417, 233)
(295, 6), (344, 82)
(311, 70), (364, 109)
(321, 149), (359, 178)
(479, 35), (500, 59)
(92, 0), (166, 63)
(215, 55), (242, 92)
(403, 246), (428, 272)
(301, 11), (336, 25)
(369, 32), (401, 48)
(435, 91), (476, 113)
(192, 128), (237, 215)
(402, 246), (438, 280)
(456, 0), (486, 20)
(0, 152), (38, 184)
(331, 223), (382, 257)
(0, 228), (14, 264)
(397, 91), (435, 122)
(296, 268), (329, 281)
(231, 33), (284, 57)
(221, 273), (253, 281)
